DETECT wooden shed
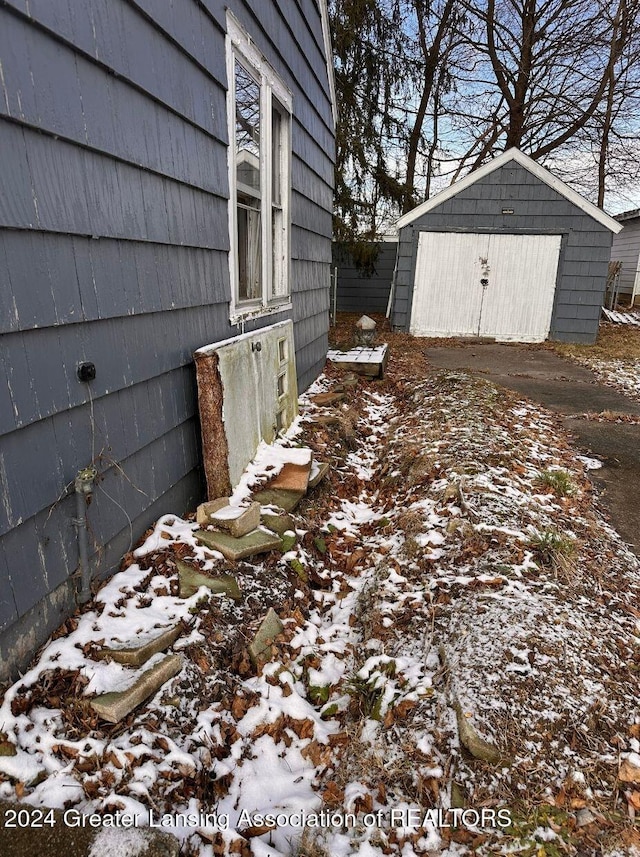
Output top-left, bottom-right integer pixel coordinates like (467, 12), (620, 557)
(390, 149), (622, 343)
(610, 209), (640, 306)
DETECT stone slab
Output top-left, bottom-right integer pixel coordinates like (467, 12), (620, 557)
(196, 498), (229, 526)
(0, 799), (179, 857)
(95, 624), (183, 667)
(308, 461), (330, 490)
(194, 528), (282, 562)
(266, 460), (312, 493)
(261, 511), (296, 536)
(176, 560), (242, 600)
(311, 391), (346, 406)
(252, 487), (305, 512)
(249, 607), (285, 666)
(90, 654), (183, 724)
(210, 501), (261, 538)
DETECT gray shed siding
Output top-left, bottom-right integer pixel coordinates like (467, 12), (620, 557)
(392, 162), (612, 343)
(0, 0), (334, 679)
(611, 217), (640, 302)
(333, 242), (397, 314)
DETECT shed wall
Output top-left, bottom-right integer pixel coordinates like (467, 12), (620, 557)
(0, 0), (334, 679)
(392, 162), (612, 343)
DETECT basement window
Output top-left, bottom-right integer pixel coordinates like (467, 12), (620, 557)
(227, 15), (292, 320)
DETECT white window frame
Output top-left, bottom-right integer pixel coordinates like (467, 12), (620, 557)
(226, 14), (292, 323)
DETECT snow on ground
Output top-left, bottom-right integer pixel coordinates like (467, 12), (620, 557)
(566, 350), (640, 402)
(2, 339), (640, 856)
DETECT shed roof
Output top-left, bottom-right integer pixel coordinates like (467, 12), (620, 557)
(397, 148), (622, 234)
(615, 208), (640, 222)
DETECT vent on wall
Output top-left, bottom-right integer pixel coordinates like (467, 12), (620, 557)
(194, 320), (298, 499)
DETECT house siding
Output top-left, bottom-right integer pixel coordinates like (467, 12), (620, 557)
(611, 217), (640, 301)
(392, 163), (612, 342)
(0, 0), (334, 679)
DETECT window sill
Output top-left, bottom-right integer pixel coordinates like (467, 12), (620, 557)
(230, 300), (292, 327)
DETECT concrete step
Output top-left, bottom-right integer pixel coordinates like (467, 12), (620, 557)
(249, 608), (285, 667)
(308, 461), (329, 490)
(195, 497), (229, 526)
(176, 560), (242, 600)
(90, 654), (183, 724)
(94, 624), (183, 667)
(209, 500), (261, 538)
(252, 487), (305, 512)
(261, 511), (296, 536)
(194, 527), (282, 562)
(264, 459), (312, 493)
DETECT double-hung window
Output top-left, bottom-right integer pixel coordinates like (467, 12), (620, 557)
(227, 15), (292, 319)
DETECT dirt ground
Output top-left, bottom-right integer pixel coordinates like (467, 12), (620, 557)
(2, 316), (640, 857)
(423, 340), (640, 553)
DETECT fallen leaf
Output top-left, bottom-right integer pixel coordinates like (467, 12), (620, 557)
(322, 781), (344, 807)
(619, 760), (640, 783)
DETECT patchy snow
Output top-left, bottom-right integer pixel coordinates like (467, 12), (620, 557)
(577, 454), (604, 470)
(2, 340), (640, 856)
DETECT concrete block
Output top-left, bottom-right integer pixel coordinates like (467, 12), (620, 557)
(95, 625), (183, 667)
(176, 560), (242, 600)
(0, 799), (180, 857)
(249, 608), (285, 666)
(261, 511), (296, 536)
(252, 487), (305, 512)
(266, 460), (312, 493)
(90, 654), (183, 724)
(210, 501), (261, 538)
(196, 498), (229, 526)
(308, 461), (330, 490)
(194, 528), (282, 562)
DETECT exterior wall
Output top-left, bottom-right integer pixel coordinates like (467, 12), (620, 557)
(0, 0), (334, 680)
(333, 242), (397, 314)
(611, 218), (640, 301)
(392, 162), (612, 343)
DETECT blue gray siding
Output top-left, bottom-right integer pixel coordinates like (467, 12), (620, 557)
(333, 242), (397, 314)
(392, 162), (612, 343)
(0, 0), (334, 679)
(611, 217), (640, 302)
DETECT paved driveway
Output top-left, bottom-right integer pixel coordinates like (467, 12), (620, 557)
(425, 343), (640, 553)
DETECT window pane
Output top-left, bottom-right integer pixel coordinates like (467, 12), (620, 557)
(271, 206), (284, 299)
(235, 60), (261, 301)
(271, 100), (288, 299)
(235, 61), (260, 193)
(272, 107), (282, 207)
(238, 196), (262, 301)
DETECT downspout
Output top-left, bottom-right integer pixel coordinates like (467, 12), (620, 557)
(74, 466), (97, 605)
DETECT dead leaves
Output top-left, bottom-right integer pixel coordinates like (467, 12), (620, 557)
(251, 714), (315, 745)
(321, 780), (344, 807)
(619, 759), (640, 783)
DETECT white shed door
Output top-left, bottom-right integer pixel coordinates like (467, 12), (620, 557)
(409, 232), (562, 341)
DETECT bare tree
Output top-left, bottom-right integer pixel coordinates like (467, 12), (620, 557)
(453, 0), (636, 188)
(330, 0), (640, 233)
